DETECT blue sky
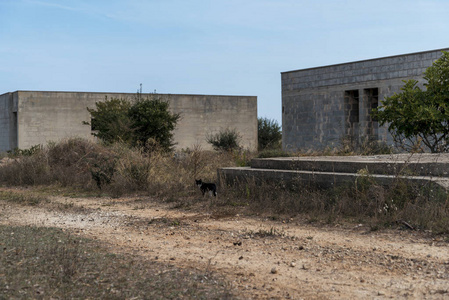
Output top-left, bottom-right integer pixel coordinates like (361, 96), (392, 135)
(1, 0), (449, 124)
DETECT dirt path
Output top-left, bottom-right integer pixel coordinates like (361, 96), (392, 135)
(1, 193), (449, 299)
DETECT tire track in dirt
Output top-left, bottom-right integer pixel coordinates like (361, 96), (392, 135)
(1, 195), (449, 299)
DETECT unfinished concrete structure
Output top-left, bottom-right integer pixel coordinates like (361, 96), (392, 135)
(282, 48), (449, 151)
(0, 91), (257, 152)
(219, 153), (449, 193)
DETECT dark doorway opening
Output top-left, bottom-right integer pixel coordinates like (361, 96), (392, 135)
(344, 90), (359, 137)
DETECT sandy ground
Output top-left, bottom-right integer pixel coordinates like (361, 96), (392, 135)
(1, 191), (449, 299)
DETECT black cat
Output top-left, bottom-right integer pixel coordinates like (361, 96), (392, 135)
(195, 179), (217, 197)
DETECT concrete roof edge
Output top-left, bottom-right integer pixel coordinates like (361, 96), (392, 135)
(1, 90), (257, 98)
(281, 47), (449, 75)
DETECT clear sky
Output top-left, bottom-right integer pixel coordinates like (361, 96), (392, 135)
(1, 0), (449, 124)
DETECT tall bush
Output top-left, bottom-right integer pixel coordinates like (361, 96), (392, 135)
(87, 95), (180, 152)
(87, 98), (133, 145)
(128, 97), (180, 152)
(258, 117), (282, 150)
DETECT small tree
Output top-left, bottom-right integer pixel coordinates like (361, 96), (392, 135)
(373, 51), (449, 153)
(128, 96), (180, 152)
(87, 95), (180, 152)
(258, 117), (282, 150)
(206, 128), (241, 151)
(87, 97), (133, 144)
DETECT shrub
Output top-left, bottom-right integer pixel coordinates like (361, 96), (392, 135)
(0, 152), (50, 186)
(46, 138), (117, 188)
(206, 128), (241, 152)
(7, 144), (42, 157)
(87, 95), (180, 152)
(258, 117), (282, 150)
(87, 97), (133, 144)
(0, 139), (117, 189)
(128, 97), (180, 152)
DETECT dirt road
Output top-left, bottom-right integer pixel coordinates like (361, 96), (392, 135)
(1, 192), (449, 299)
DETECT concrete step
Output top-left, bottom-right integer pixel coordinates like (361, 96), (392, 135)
(218, 166), (449, 191)
(251, 154), (449, 177)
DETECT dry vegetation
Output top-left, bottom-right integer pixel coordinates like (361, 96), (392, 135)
(0, 225), (233, 299)
(1, 138), (449, 298)
(1, 138), (449, 233)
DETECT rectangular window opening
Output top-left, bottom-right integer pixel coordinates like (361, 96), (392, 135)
(344, 90), (359, 129)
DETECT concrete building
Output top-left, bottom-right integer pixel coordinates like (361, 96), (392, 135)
(0, 91), (257, 152)
(281, 48), (449, 151)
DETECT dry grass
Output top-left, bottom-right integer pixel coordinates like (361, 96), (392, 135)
(1, 138), (449, 234)
(0, 139), (239, 199)
(0, 225), (234, 299)
(218, 174), (449, 234)
(1, 138), (449, 298)
(0, 190), (49, 206)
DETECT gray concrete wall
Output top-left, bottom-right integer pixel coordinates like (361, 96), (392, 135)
(15, 91), (97, 150)
(0, 92), (18, 151)
(282, 48), (449, 151)
(0, 93), (11, 151)
(164, 94), (257, 150)
(0, 91), (257, 152)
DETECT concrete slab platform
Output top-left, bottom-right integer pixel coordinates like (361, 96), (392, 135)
(251, 153), (449, 177)
(218, 154), (449, 192)
(218, 166), (449, 190)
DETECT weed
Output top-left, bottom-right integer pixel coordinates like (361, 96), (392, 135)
(170, 220), (181, 226)
(247, 227), (286, 238)
(257, 149), (291, 158)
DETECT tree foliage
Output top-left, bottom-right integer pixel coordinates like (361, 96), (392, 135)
(87, 95), (180, 152)
(128, 97), (180, 151)
(206, 128), (241, 152)
(87, 98), (133, 145)
(373, 51), (449, 153)
(258, 117), (282, 151)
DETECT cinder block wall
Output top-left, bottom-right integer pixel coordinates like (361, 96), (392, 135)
(0, 91), (257, 152)
(281, 48), (449, 151)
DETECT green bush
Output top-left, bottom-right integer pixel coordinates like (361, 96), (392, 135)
(206, 128), (241, 152)
(87, 95), (180, 152)
(258, 117), (282, 150)
(128, 97), (180, 152)
(87, 97), (133, 145)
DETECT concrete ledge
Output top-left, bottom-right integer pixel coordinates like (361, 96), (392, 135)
(218, 167), (449, 191)
(251, 154), (449, 177)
